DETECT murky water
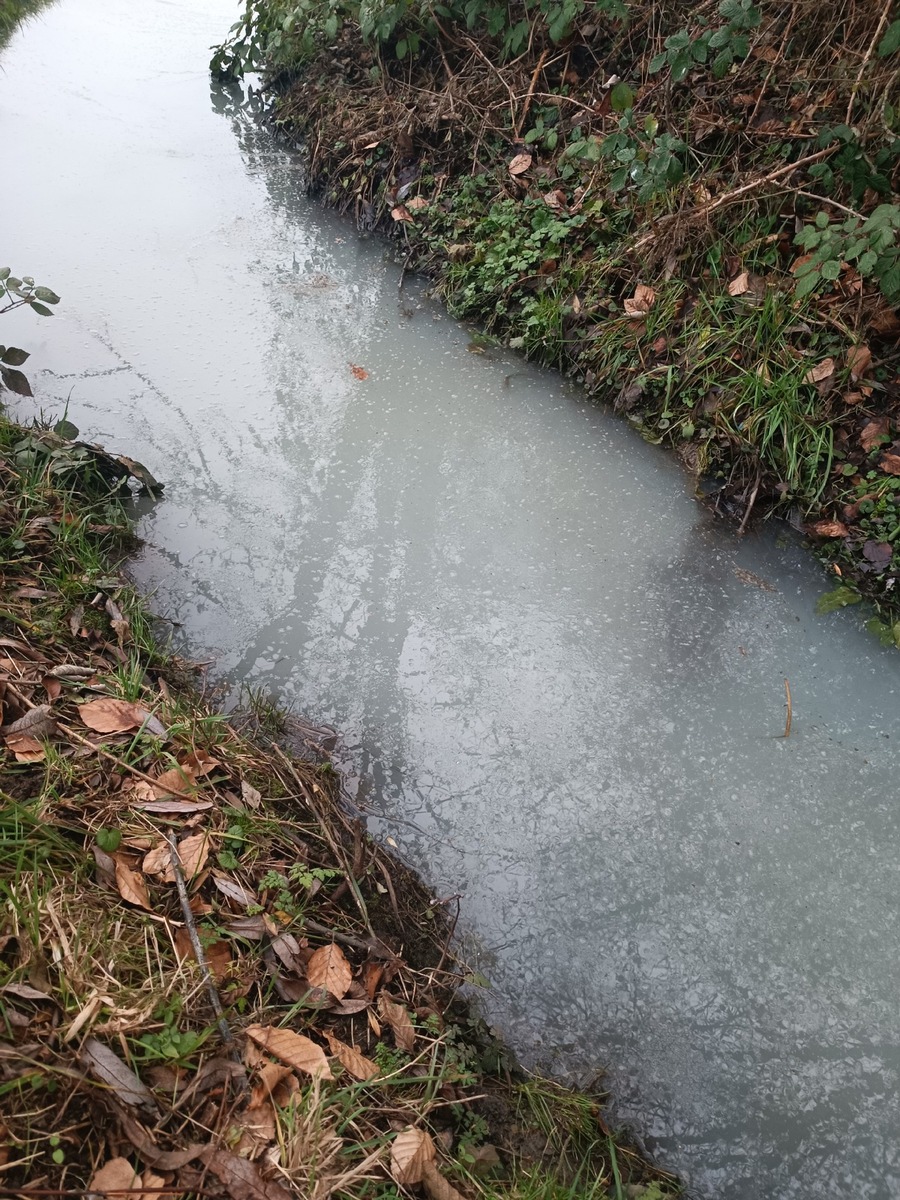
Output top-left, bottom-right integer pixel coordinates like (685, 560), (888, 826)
(3, 2), (900, 1194)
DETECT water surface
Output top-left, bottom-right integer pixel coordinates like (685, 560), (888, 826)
(3, 3), (900, 1195)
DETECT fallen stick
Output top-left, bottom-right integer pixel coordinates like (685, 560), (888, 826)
(165, 830), (235, 1052)
(783, 678), (793, 739)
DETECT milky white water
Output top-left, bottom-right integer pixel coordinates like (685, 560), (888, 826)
(3, 3), (900, 1194)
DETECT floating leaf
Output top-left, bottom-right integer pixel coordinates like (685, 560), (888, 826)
(816, 585), (861, 614)
(349, 363), (369, 381)
(244, 1025), (333, 1080)
(307, 942), (352, 999)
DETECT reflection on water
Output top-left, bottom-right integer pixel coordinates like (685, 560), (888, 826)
(3, 2), (900, 1196)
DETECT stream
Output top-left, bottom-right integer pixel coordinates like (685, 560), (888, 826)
(3, 2), (900, 1195)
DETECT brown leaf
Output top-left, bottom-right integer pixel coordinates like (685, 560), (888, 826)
(809, 519), (849, 538)
(42, 675), (62, 701)
(542, 188), (567, 211)
(863, 540), (893, 566)
(118, 1111), (206, 1170)
(623, 284), (655, 317)
(174, 926), (231, 980)
(180, 750), (219, 777)
(391, 205), (413, 222)
(5, 733), (45, 762)
(113, 855), (153, 910)
(138, 799), (214, 815)
(847, 344), (872, 381)
(803, 357), (835, 385)
(78, 697), (146, 734)
(423, 1160), (467, 1200)
(378, 994), (416, 1052)
(89, 1157), (140, 1197)
(860, 418), (890, 453)
(142, 842), (172, 878)
(176, 832), (210, 881)
(212, 874), (256, 908)
(324, 1032), (379, 1081)
(245, 1025), (334, 1080)
(508, 152), (532, 176)
(241, 779), (262, 808)
(153, 765), (197, 797)
(349, 364), (369, 381)
(406, 196), (429, 211)
(201, 1149), (293, 1200)
(881, 453), (900, 475)
(307, 943), (352, 1000)
(728, 271), (750, 296)
(2, 704), (56, 739)
(391, 1127), (436, 1186)
(81, 1037), (157, 1111)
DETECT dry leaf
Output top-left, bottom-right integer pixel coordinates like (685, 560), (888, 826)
(245, 1025), (333, 1080)
(847, 344), (872, 381)
(508, 152), (532, 176)
(391, 204), (413, 222)
(350, 364), (369, 381)
(5, 733), (45, 762)
(177, 832), (210, 880)
(241, 779), (262, 808)
(89, 1157), (140, 1197)
(728, 271), (750, 296)
(860, 418), (889, 454)
(78, 697), (146, 734)
(138, 799), (214, 815)
(2, 704), (56, 739)
(423, 1160), (467, 1200)
(153, 765), (197, 797)
(324, 1031), (379, 1080)
(174, 926), (231, 980)
(378, 994), (416, 1052)
(201, 1148), (293, 1200)
(42, 675), (61, 701)
(406, 196), (429, 210)
(81, 1037), (157, 1111)
(212, 874), (256, 907)
(307, 943), (352, 1000)
(542, 188), (567, 211)
(882, 453), (900, 475)
(180, 750), (219, 777)
(391, 1127), (435, 1186)
(803, 358), (835, 384)
(623, 284), (655, 317)
(113, 855), (152, 910)
(809, 519), (849, 538)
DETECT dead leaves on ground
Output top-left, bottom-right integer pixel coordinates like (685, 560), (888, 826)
(245, 1025), (334, 1080)
(623, 283), (655, 317)
(307, 942), (352, 999)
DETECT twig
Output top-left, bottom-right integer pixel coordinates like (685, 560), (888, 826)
(398, 250), (413, 292)
(164, 831), (235, 1053)
(792, 190), (865, 220)
(783, 678), (793, 739)
(737, 476), (760, 536)
(514, 48), (548, 139)
(434, 895), (461, 978)
(846, 0), (893, 124)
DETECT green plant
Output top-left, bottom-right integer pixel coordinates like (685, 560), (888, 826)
(648, 0), (760, 83)
(0, 267), (61, 398)
(794, 204), (900, 305)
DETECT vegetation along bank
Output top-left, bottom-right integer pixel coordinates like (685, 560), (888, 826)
(214, 0), (900, 636)
(0, 264), (678, 1196)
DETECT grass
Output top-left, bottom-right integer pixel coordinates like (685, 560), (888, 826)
(0, 408), (679, 1197)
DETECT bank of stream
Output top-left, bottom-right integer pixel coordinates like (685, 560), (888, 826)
(3, 2), (900, 1198)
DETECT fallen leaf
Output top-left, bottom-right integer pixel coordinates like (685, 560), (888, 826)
(391, 1127), (435, 1186)
(245, 1025), (333, 1080)
(378, 994), (416, 1052)
(142, 842), (171, 877)
(809, 519), (849, 538)
(137, 1171), (168, 1200)
(153, 765), (197, 797)
(307, 943), (352, 1000)
(881, 453), (900, 475)
(860, 419), (889, 453)
(89, 1158), (140, 1198)
(138, 799), (214, 815)
(349, 364), (369, 381)
(201, 1148), (293, 1200)
(176, 832), (210, 880)
(847, 344), (872, 381)
(212, 874), (256, 907)
(803, 358), (835, 385)
(507, 152), (532, 176)
(542, 188), (567, 211)
(324, 1031), (379, 1080)
(5, 733), (45, 762)
(117, 1111), (207, 1170)
(423, 1160), (467, 1200)
(623, 284), (655, 317)
(391, 205), (413, 222)
(863, 540), (893, 566)
(42, 675), (61, 701)
(13, 586), (52, 601)
(174, 926), (231, 980)
(180, 750), (219, 777)
(330, 995), (372, 1015)
(81, 1037), (157, 1111)
(251, 1060), (294, 1108)
(241, 779), (262, 808)
(78, 697), (147, 734)
(113, 855), (152, 910)
(0, 982), (51, 1000)
(728, 272), (750, 296)
(1, 704), (56, 739)
(406, 196), (428, 210)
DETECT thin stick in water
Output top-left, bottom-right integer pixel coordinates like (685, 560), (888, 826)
(783, 678), (792, 739)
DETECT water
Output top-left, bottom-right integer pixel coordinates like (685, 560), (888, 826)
(3, 3), (900, 1195)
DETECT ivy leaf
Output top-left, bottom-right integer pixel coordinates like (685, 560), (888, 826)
(609, 82), (634, 112)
